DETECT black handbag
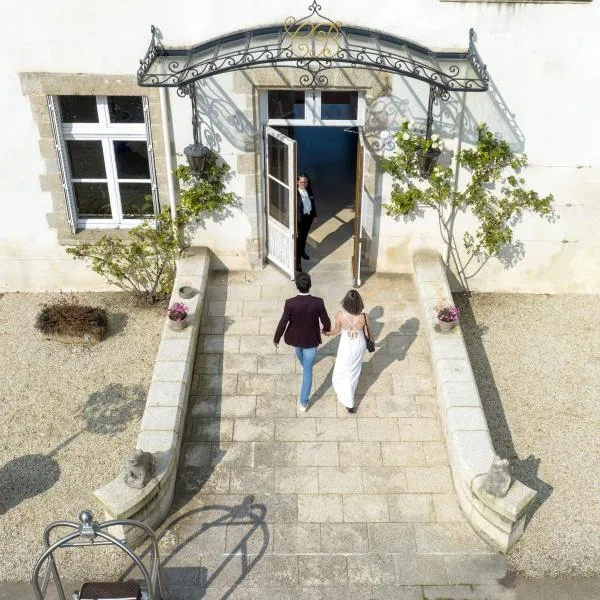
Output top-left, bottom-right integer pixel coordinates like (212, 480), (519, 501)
(363, 313), (375, 353)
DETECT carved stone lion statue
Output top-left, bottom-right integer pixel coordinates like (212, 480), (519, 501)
(483, 455), (512, 498)
(122, 449), (155, 489)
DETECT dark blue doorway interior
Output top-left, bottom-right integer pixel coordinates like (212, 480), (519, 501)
(276, 126), (357, 265)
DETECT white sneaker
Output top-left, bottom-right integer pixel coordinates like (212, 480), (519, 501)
(299, 404), (308, 412)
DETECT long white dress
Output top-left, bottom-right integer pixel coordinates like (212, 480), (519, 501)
(331, 313), (367, 409)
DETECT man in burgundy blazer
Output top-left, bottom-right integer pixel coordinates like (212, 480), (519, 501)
(273, 272), (331, 411)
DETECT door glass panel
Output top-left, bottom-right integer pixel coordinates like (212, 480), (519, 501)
(267, 135), (288, 184)
(268, 91), (305, 119)
(321, 91), (358, 120)
(59, 95), (99, 123)
(66, 140), (106, 178)
(113, 141), (150, 178)
(108, 96), (145, 123)
(120, 183), (154, 218)
(73, 182), (111, 218)
(273, 126), (295, 138)
(268, 178), (289, 226)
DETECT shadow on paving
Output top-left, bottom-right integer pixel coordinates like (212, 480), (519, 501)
(310, 305), (419, 410)
(454, 293), (553, 528)
(120, 495), (269, 600)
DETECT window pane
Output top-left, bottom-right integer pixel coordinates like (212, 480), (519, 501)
(268, 91), (305, 120)
(268, 178), (289, 226)
(108, 96), (144, 123)
(120, 183), (154, 218)
(114, 141), (150, 178)
(73, 183), (111, 218)
(321, 91), (358, 120)
(267, 135), (288, 184)
(66, 140), (106, 178)
(58, 95), (99, 123)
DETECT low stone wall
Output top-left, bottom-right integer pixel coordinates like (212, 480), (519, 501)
(412, 250), (536, 553)
(95, 248), (210, 546)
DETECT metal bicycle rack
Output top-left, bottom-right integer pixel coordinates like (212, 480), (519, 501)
(31, 510), (166, 600)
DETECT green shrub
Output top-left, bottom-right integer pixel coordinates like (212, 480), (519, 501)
(67, 208), (179, 304)
(67, 150), (239, 303)
(381, 122), (554, 290)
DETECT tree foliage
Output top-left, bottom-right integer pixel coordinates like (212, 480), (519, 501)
(173, 150), (237, 227)
(381, 121), (554, 289)
(67, 150), (238, 303)
(66, 208), (180, 304)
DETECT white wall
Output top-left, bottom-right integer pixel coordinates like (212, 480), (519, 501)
(168, 73), (254, 270)
(0, 0), (599, 291)
(372, 1), (600, 292)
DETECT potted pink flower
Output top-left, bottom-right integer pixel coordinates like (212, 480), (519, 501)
(436, 303), (460, 333)
(167, 302), (188, 331)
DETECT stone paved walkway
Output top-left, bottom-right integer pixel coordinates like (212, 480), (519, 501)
(143, 263), (509, 599)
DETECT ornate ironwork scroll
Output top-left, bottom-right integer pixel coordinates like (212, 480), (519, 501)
(284, 1), (342, 58)
(425, 85), (450, 141)
(137, 25), (164, 83)
(467, 28), (490, 90)
(137, 3), (489, 93)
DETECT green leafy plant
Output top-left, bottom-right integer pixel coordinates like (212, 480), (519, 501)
(173, 150), (237, 227)
(67, 149), (239, 303)
(66, 208), (180, 303)
(381, 121), (554, 290)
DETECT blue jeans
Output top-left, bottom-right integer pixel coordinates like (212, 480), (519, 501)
(295, 346), (317, 406)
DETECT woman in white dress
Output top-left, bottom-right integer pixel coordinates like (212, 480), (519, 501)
(324, 290), (370, 413)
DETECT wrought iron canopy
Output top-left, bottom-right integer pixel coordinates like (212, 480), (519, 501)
(137, 3), (488, 92)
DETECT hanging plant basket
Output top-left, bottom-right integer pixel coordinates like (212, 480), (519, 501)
(416, 147), (441, 178)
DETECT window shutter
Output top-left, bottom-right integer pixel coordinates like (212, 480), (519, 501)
(142, 96), (159, 213)
(47, 95), (77, 233)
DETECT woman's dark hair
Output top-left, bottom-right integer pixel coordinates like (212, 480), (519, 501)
(341, 289), (364, 316)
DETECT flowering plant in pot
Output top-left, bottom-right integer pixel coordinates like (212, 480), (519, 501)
(436, 303), (460, 332)
(167, 302), (188, 330)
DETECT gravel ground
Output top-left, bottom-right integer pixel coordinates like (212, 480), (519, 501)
(0, 292), (165, 582)
(455, 292), (600, 578)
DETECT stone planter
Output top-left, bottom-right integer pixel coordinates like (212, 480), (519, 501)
(168, 316), (187, 331)
(178, 286), (197, 300)
(438, 318), (457, 333)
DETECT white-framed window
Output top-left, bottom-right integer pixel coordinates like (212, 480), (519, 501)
(262, 90), (365, 127)
(48, 94), (158, 230)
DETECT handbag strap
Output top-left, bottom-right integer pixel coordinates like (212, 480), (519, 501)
(362, 313), (371, 338)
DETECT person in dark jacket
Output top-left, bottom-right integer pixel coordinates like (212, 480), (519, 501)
(296, 173), (317, 272)
(273, 272), (331, 411)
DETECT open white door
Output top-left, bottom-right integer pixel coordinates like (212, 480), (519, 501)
(265, 126), (297, 279)
(352, 127), (366, 287)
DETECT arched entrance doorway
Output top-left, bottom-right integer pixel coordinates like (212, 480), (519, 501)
(136, 2), (489, 284)
(262, 89), (367, 283)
